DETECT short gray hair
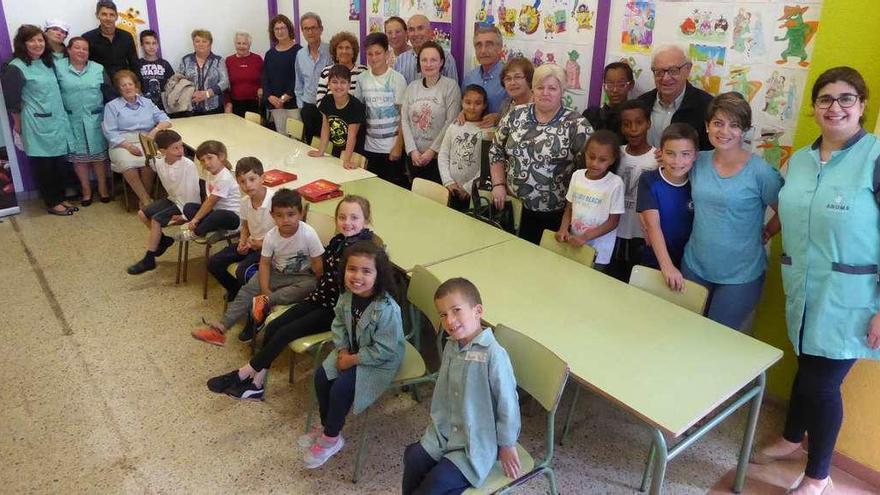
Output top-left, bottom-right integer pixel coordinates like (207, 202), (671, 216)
(652, 44), (689, 65)
(234, 31), (252, 44)
(473, 25), (502, 44)
(533, 63), (567, 91)
(300, 12), (323, 29)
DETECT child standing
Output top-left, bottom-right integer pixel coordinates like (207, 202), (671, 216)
(402, 278), (521, 494)
(127, 130), (200, 275)
(135, 30), (174, 111)
(557, 130), (625, 271)
(582, 62), (634, 143)
(192, 189), (324, 346)
(438, 84), (488, 211)
(308, 64), (366, 169)
(301, 241), (404, 469)
(636, 123), (698, 291)
(206, 195), (377, 400)
(610, 99), (657, 280)
(206, 156), (275, 302)
(175, 140), (241, 241)
(354, 33), (408, 187)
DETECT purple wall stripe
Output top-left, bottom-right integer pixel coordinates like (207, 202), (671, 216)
(0, 0), (10, 62)
(292, 0), (301, 44)
(0, 0), (35, 191)
(268, 0), (278, 19)
(145, 0), (161, 57)
(451, 0), (465, 82)
(358, 0), (366, 65)
(588, 0), (612, 107)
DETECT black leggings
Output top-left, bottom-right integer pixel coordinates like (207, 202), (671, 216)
(518, 207), (564, 245)
(249, 300), (334, 371)
(182, 203), (240, 236)
(29, 155), (67, 208)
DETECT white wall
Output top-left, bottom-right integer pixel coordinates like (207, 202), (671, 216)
(296, 0), (359, 47)
(4, 0), (148, 45)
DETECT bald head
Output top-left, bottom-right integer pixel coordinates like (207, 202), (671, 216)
(407, 14), (431, 50)
(651, 45), (691, 103)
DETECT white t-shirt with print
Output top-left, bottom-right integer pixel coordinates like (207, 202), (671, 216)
(151, 156), (200, 211)
(565, 170), (625, 265)
(355, 66), (407, 154)
(239, 188), (275, 241)
(261, 222), (325, 274)
(206, 167), (241, 213)
(617, 146), (658, 239)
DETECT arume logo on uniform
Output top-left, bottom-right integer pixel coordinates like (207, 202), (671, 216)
(826, 194), (850, 212)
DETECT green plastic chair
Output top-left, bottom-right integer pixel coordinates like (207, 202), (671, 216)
(539, 229), (596, 267)
(464, 324), (569, 495)
(309, 135), (334, 155)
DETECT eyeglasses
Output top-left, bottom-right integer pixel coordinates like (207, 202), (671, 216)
(503, 74), (526, 83)
(815, 93), (860, 109)
(603, 82), (631, 90)
(302, 26), (321, 32)
(651, 63), (689, 78)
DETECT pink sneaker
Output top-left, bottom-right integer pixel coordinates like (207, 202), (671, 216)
(192, 325), (226, 346)
(303, 434), (345, 468)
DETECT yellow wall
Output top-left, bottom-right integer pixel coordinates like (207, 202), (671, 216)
(752, 0), (880, 471)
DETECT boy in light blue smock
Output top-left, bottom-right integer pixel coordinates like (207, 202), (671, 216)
(403, 278), (521, 494)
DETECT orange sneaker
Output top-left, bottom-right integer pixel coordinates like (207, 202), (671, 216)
(252, 295), (270, 325)
(192, 325), (226, 346)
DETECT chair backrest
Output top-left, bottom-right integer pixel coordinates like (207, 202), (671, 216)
(350, 152), (367, 169)
(508, 196), (523, 233)
(408, 265), (443, 333)
(494, 324), (568, 413)
(539, 229), (596, 268)
(304, 210), (336, 246)
(412, 178), (450, 206)
(244, 111), (261, 125)
(286, 117), (304, 141)
(628, 265), (709, 314)
(138, 133), (158, 160)
(310, 136), (333, 155)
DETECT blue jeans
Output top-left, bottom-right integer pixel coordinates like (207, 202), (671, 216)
(783, 353), (856, 479)
(681, 261), (766, 333)
(314, 365), (357, 437)
(402, 442), (471, 495)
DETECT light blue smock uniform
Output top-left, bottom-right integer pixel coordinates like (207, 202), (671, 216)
(55, 58), (108, 156)
(6, 58), (70, 157)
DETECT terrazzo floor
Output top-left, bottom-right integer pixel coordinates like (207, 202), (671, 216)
(1, 198), (876, 494)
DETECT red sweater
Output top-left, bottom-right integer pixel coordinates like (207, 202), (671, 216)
(225, 53), (263, 101)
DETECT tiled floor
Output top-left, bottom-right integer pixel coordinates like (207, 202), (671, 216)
(1, 199), (876, 494)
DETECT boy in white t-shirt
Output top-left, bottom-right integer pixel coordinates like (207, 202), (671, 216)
(175, 140), (241, 241)
(207, 157), (275, 302)
(355, 32), (408, 187)
(557, 130), (625, 271)
(611, 100), (657, 280)
(192, 189), (324, 346)
(127, 130), (200, 275)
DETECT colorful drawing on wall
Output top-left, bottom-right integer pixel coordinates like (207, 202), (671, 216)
(606, 51), (652, 97)
(726, 66), (763, 103)
(729, 8), (766, 61)
(518, 0), (542, 36)
(351, 0), (362, 20)
(431, 22), (453, 50)
(677, 7), (731, 44)
(755, 127), (793, 169)
(688, 44), (726, 96)
(433, 0), (452, 22)
(498, 0), (518, 37)
(117, 7), (145, 48)
(760, 69), (802, 123)
(542, 2), (567, 40)
(565, 50), (582, 90)
(476, 0), (496, 26)
(369, 16), (384, 34)
(384, 0), (400, 16)
(773, 5), (819, 67)
(621, 1), (655, 54)
(571, 2), (593, 31)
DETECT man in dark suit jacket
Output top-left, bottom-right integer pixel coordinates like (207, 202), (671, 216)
(637, 45), (714, 151)
(82, 0), (138, 78)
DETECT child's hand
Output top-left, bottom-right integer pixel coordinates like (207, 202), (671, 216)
(410, 150), (424, 167)
(661, 265), (686, 292)
(555, 228), (569, 243)
(336, 350), (358, 370)
(499, 446), (521, 479)
(308, 149), (324, 158)
(247, 238), (263, 251)
(168, 214), (185, 225)
(236, 240), (249, 254)
(342, 159), (358, 170)
(186, 220), (198, 231)
(567, 232), (587, 246)
(389, 143), (403, 161)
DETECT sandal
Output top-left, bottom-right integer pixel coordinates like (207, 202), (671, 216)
(64, 204), (80, 212)
(47, 207), (74, 216)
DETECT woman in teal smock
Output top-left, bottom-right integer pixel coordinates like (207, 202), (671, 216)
(1, 24), (73, 215)
(56, 36), (112, 205)
(753, 67), (880, 495)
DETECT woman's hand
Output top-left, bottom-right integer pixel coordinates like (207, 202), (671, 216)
(660, 264), (685, 292)
(454, 110), (466, 126)
(410, 150), (424, 167)
(491, 184), (507, 210)
(499, 446), (521, 479)
(267, 95), (282, 109)
(224, 102), (233, 113)
(125, 143), (143, 157)
(867, 313), (880, 350)
(421, 149), (436, 164)
(192, 90), (209, 103)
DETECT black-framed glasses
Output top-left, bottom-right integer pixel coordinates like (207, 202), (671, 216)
(651, 63), (689, 78)
(815, 93), (860, 109)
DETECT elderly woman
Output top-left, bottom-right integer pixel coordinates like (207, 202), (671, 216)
(489, 63), (589, 244)
(681, 92), (782, 332)
(383, 16), (410, 67)
(262, 14), (301, 135)
(315, 31), (368, 106)
(178, 29), (229, 116)
(57, 36), (112, 205)
(102, 69), (171, 208)
(497, 56), (534, 121)
(1, 25), (73, 216)
(224, 31), (263, 117)
(753, 67), (880, 495)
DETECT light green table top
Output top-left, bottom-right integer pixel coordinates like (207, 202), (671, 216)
(425, 241), (783, 436)
(308, 178), (517, 272)
(171, 114), (374, 187)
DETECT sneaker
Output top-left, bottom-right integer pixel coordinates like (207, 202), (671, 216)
(192, 325), (226, 346)
(225, 378), (265, 401)
(207, 370), (244, 393)
(303, 435), (345, 469)
(127, 257), (156, 275)
(154, 235), (175, 257)
(296, 425), (323, 448)
(251, 295), (270, 325)
(238, 321), (263, 342)
(173, 226), (197, 242)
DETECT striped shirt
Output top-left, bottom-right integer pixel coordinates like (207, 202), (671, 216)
(315, 64), (368, 106)
(354, 67), (407, 154)
(393, 47), (458, 84)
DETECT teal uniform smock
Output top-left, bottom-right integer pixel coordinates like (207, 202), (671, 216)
(55, 58), (108, 156)
(7, 58), (70, 157)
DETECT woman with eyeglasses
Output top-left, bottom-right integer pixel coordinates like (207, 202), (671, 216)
(753, 67), (880, 495)
(497, 57), (534, 122)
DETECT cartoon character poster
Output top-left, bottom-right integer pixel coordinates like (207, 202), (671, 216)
(621, 1), (655, 54)
(688, 43), (726, 96)
(758, 68), (804, 125)
(725, 66), (763, 103)
(770, 4), (820, 68)
(369, 16), (384, 34)
(728, 7), (768, 63)
(350, 0), (361, 20)
(431, 22), (453, 51)
(753, 126), (794, 169)
(676, 6), (732, 45)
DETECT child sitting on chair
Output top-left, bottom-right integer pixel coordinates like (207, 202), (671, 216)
(403, 278), (521, 494)
(175, 140), (241, 241)
(300, 241), (404, 469)
(192, 189), (324, 346)
(127, 130), (200, 275)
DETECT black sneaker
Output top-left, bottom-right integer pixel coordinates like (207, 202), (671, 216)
(155, 235), (175, 257)
(238, 321), (263, 342)
(225, 378), (265, 401)
(207, 370), (244, 393)
(127, 257), (156, 275)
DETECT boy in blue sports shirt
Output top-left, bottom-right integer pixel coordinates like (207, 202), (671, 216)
(402, 278), (521, 494)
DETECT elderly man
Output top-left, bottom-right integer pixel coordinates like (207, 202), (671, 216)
(394, 14), (458, 84)
(462, 25), (505, 125)
(637, 45), (713, 150)
(295, 12), (332, 144)
(82, 0), (138, 77)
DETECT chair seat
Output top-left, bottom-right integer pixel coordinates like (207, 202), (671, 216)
(194, 229), (239, 245)
(462, 444), (535, 494)
(226, 262), (239, 277)
(290, 331), (333, 353)
(264, 304), (292, 326)
(394, 340), (427, 382)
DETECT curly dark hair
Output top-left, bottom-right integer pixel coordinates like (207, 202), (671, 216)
(12, 25), (54, 67)
(339, 241), (397, 300)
